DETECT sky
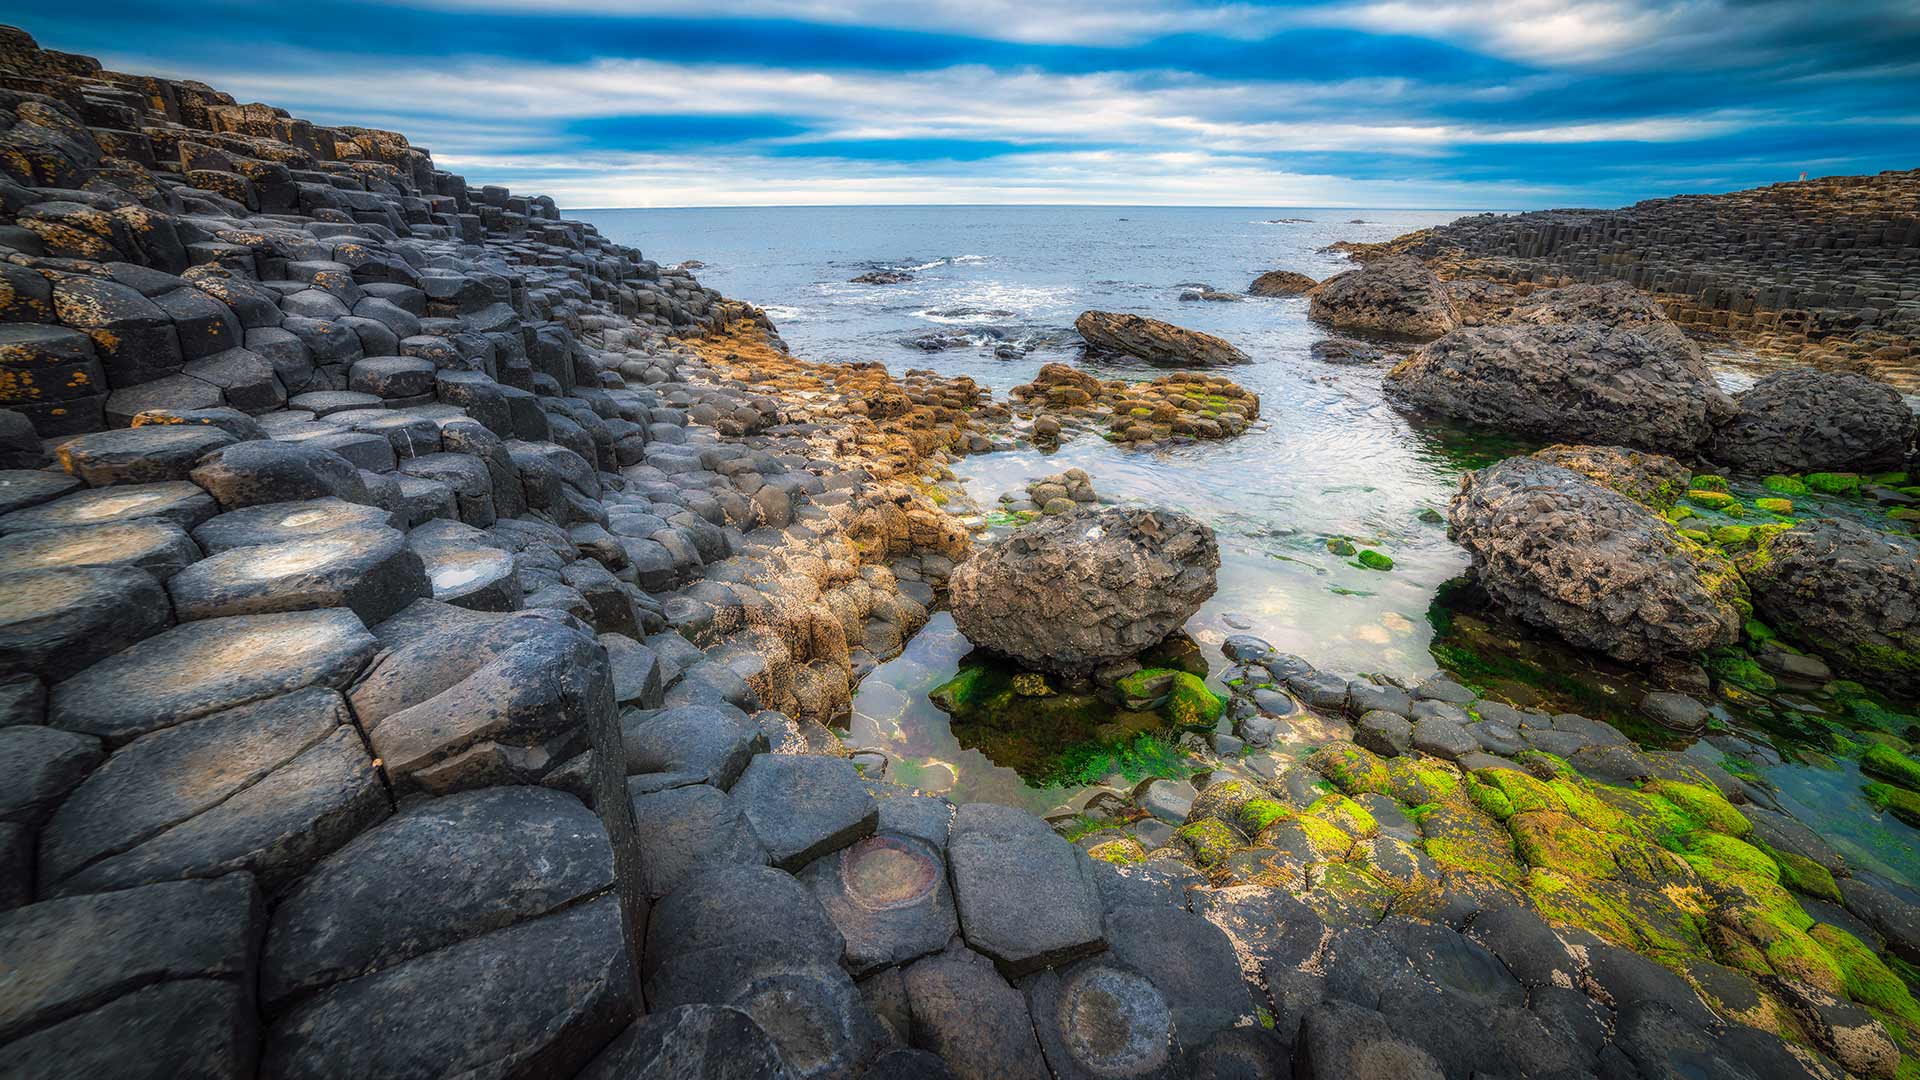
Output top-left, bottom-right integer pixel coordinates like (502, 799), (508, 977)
(13, 0), (1920, 209)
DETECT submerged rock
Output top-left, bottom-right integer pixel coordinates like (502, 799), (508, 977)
(1449, 457), (1743, 663)
(850, 270), (913, 285)
(1709, 368), (1916, 475)
(1074, 311), (1250, 367)
(1741, 518), (1920, 694)
(949, 506), (1219, 674)
(1306, 255), (1458, 339)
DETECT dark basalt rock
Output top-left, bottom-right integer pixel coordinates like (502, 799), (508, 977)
(0, 873), (260, 1075)
(1531, 443), (1692, 510)
(850, 270), (913, 285)
(900, 949), (1051, 1079)
(0, 480), (217, 534)
(623, 704), (767, 791)
(38, 686), (385, 898)
(1292, 1000), (1445, 1080)
(1740, 517), (1920, 694)
(166, 524), (428, 625)
(190, 439), (369, 509)
(0, 519), (200, 579)
(1102, 904), (1254, 1046)
(1710, 368), (1916, 475)
(730, 753), (877, 871)
(54, 424), (237, 486)
(1247, 269), (1318, 296)
(799, 832), (957, 975)
(1025, 957), (1178, 1080)
(949, 506), (1218, 674)
(262, 895), (631, 1080)
(1306, 255), (1457, 339)
(1449, 457), (1743, 663)
(1074, 310), (1250, 367)
(0, 723), (100, 828)
(190, 497), (397, 554)
(0, 565), (173, 683)
(1389, 317), (1731, 452)
(946, 802), (1104, 977)
(50, 608), (378, 747)
(0, 470), (81, 517)
(626, 781), (769, 899)
(577, 1005), (791, 1080)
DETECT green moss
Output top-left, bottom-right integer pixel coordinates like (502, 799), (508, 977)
(1050, 732), (1201, 787)
(1645, 780), (1753, 839)
(1308, 743), (1392, 796)
(1355, 549), (1394, 571)
(1864, 744), (1920, 791)
(1465, 773), (1518, 821)
(1385, 756), (1459, 805)
(1305, 793), (1379, 839)
(1762, 475), (1808, 495)
(1512, 810), (1619, 878)
(1685, 489), (1738, 510)
(1707, 649), (1777, 693)
(1086, 837), (1149, 865)
(1805, 471), (1862, 495)
(1664, 505), (1697, 523)
(1810, 924), (1920, 1026)
(1753, 497), (1793, 515)
(1711, 525), (1754, 547)
(1325, 537), (1356, 556)
(1296, 813), (1358, 857)
(1760, 843), (1841, 902)
(929, 664), (1004, 713)
(1419, 799), (1526, 883)
(1866, 782), (1920, 827)
(983, 509), (1039, 528)
(1853, 642), (1920, 685)
(1871, 471), (1913, 487)
(1176, 818), (1241, 868)
(1744, 618), (1776, 645)
(1239, 798), (1294, 833)
(1678, 528), (1712, 544)
(1164, 671), (1225, 727)
(1685, 833), (1780, 882)
(1691, 474), (1730, 492)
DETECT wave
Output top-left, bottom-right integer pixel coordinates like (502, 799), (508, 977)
(758, 304), (806, 321)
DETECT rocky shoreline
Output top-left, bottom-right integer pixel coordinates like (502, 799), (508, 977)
(3, 22), (1920, 1080)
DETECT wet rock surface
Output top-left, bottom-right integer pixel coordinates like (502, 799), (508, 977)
(1307, 254), (1458, 339)
(1073, 309), (1249, 367)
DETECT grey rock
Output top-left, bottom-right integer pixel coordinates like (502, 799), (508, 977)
(0, 724), (100, 826)
(190, 440), (368, 510)
(1411, 715), (1477, 760)
(1743, 518), (1920, 694)
(0, 520), (201, 579)
(948, 506), (1218, 674)
(1641, 691), (1709, 734)
(626, 782), (767, 900)
(577, 1005), (791, 1080)
(54, 425), (237, 487)
(1710, 368), (1916, 475)
(0, 565), (173, 684)
(1307, 255), (1457, 339)
(1073, 310), (1249, 367)
(1103, 904), (1254, 1045)
(1292, 1000), (1445, 1080)
(731, 754), (877, 870)
(623, 704), (766, 791)
(1025, 958), (1178, 1080)
(166, 525), (428, 625)
(0, 480), (216, 535)
(901, 950), (1050, 1080)
(947, 803), (1104, 977)
(799, 832), (957, 975)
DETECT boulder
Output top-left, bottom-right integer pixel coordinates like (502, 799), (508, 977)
(1530, 444), (1691, 511)
(948, 506), (1218, 674)
(1742, 518), (1920, 693)
(1247, 270), (1317, 297)
(946, 803), (1104, 977)
(1450, 458), (1742, 663)
(1388, 319), (1732, 452)
(1709, 368), (1916, 475)
(1073, 311), (1249, 367)
(1306, 255), (1457, 339)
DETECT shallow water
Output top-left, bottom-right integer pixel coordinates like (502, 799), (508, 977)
(582, 205), (1920, 886)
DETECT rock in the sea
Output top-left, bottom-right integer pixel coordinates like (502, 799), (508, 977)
(1530, 444), (1692, 511)
(1450, 457), (1743, 663)
(1388, 317), (1731, 453)
(1741, 518), (1920, 693)
(1709, 368), (1916, 475)
(850, 270), (913, 285)
(1306, 255), (1457, 339)
(1247, 270), (1318, 297)
(1074, 311), (1249, 367)
(948, 506), (1219, 673)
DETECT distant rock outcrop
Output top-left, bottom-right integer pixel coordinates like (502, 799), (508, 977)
(1307, 255), (1458, 339)
(850, 270), (913, 285)
(1074, 310), (1250, 367)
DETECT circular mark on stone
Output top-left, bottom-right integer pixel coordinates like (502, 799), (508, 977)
(839, 836), (939, 911)
(1057, 964), (1173, 1074)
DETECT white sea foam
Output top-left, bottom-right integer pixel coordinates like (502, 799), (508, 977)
(758, 304), (806, 321)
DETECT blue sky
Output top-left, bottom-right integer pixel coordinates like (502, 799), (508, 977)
(17, 0), (1920, 208)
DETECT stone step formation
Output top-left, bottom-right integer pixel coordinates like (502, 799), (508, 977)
(1336, 170), (1920, 388)
(2, 22), (1918, 1080)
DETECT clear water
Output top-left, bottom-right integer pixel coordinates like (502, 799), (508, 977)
(580, 205), (1920, 885)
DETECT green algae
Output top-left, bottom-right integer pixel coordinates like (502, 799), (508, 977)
(1811, 924), (1920, 1029)
(1865, 782), (1920, 827)
(1355, 549), (1394, 571)
(1763, 475), (1809, 495)
(1863, 744), (1920, 791)
(1176, 818), (1240, 868)
(1685, 489), (1738, 510)
(1086, 837), (1148, 865)
(1759, 843), (1841, 902)
(1164, 671), (1225, 726)
(1308, 743), (1392, 796)
(1325, 537), (1356, 556)
(1805, 471), (1862, 495)
(1753, 497), (1793, 515)
(1304, 793), (1379, 839)
(1643, 779), (1753, 840)
(1238, 798), (1293, 833)
(1684, 833), (1780, 883)
(1511, 810), (1619, 878)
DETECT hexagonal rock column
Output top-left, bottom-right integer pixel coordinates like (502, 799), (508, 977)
(644, 864), (888, 1078)
(0, 471), (81, 517)
(1025, 957), (1179, 1080)
(189, 440), (368, 510)
(347, 599), (610, 795)
(799, 829), (958, 977)
(404, 519), (521, 610)
(0, 874), (261, 1080)
(190, 497), (397, 554)
(0, 480), (216, 535)
(0, 520), (201, 579)
(48, 608), (378, 747)
(165, 525), (428, 625)
(730, 754), (878, 871)
(54, 424), (238, 486)
(0, 565), (173, 683)
(898, 947), (1052, 1079)
(258, 787), (631, 1079)
(578, 1004), (790, 1080)
(36, 686), (388, 898)
(946, 803), (1105, 977)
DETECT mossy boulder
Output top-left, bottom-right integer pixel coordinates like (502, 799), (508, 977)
(1685, 488), (1738, 510)
(1763, 475), (1808, 495)
(1644, 779), (1752, 839)
(1511, 810), (1619, 878)
(1355, 549), (1393, 571)
(1308, 742), (1391, 796)
(1805, 471), (1862, 495)
(1086, 837), (1148, 865)
(1303, 793), (1379, 839)
(1385, 756), (1460, 805)
(1176, 817), (1241, 868)
(1864, 782), (1920, 827)
(1861, 744), (1920, 791)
